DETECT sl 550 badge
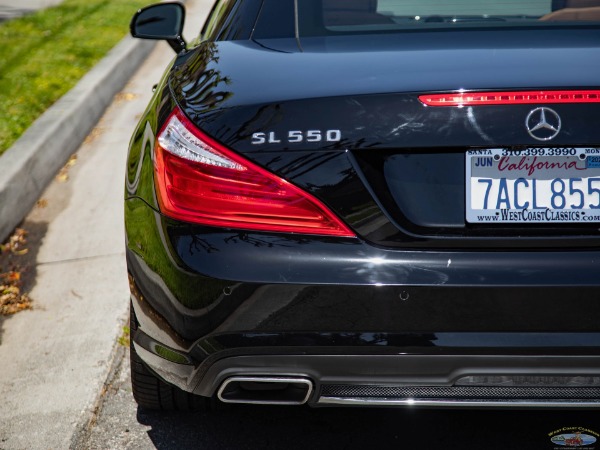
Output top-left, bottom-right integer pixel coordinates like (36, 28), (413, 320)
(252, 130), (342, 145)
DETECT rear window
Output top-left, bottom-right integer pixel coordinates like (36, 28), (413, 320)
(297, 0), (600, 36)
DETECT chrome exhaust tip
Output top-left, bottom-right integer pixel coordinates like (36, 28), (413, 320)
(217, 376), (313, 405)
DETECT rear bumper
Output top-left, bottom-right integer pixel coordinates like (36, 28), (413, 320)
(126, 200), (600, 407)
(131, 285), (600, 407)
(132, 315), (600, 408)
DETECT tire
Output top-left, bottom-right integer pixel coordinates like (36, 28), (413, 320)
(129, 304), (210, 411)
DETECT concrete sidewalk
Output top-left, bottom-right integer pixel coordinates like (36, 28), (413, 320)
(0, 0), (63, 21)
(0, 0), (213, 448)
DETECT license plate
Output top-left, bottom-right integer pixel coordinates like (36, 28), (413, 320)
(466, 148), (600, 224)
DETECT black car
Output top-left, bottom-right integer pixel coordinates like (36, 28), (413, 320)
(126, 0), (600, 410)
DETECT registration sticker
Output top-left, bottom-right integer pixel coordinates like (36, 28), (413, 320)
(466, 148), (600, 224)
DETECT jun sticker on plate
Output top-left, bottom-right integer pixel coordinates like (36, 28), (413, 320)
(466, 148), (600, 224)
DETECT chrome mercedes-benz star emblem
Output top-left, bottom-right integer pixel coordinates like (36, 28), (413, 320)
(525, 107), (561, 141)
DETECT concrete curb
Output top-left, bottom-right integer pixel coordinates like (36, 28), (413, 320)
(0, 36), (155, 242)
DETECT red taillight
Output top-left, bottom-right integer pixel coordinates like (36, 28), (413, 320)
(419, 90), (600, 107)
(154, 108), (355, 237)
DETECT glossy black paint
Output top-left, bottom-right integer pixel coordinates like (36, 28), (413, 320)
(126, 0), (600, 405)
(171, 31), (600, 150)
(126, 197), (600, 324)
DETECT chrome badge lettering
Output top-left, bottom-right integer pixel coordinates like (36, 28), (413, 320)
(252, 130), (342, 145)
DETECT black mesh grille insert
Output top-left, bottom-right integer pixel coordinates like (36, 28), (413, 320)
(321, 385), (600, 400)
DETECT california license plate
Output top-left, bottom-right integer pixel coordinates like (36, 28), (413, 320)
(466, 148), (600, 224)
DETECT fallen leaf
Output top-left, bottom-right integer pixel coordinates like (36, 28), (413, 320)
(115, 92), (139, 103)
(7, 271), (20, 282)
(84, 128), (104, 144)
(66, 154), (77, 167)
(56, 171), (69, 182)
(0, 228), (33, 315)
(1, 286), (20, 296)
(56, 154), (78, 182)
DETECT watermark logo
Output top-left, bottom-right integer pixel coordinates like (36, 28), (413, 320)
(549, 427), (598, 448)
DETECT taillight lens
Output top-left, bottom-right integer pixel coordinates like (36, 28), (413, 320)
(154, 108), (355, 237)
(419, 90), (600, 107)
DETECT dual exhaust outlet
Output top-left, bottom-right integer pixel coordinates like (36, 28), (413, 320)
(217, 376), (314, 405)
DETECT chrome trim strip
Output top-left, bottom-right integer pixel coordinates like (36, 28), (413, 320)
(318, 396), (600, 408)
(218, 377), (313, 405)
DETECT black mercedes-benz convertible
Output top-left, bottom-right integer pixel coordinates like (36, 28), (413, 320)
(126, 0), (600, 410)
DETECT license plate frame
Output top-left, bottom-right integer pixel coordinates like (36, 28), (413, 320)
(466, 148), (600, 224)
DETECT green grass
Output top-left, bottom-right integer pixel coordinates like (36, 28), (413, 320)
(117, 325), (130, 347)
(0, 0), (149, 155)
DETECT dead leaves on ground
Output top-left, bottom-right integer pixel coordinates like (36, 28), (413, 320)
(0, 228), (33, 315)
(56, 154), (78, 183)
(0, 227), (28, 256)
(114, 92), (139, 103)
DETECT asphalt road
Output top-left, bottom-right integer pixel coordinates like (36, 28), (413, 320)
(78, 348), (600, 450)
